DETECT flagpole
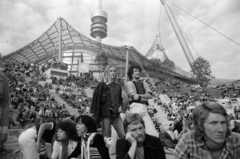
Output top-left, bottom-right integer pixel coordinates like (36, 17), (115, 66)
(125, 46), (130, 84)
(51, 48), (56, 69)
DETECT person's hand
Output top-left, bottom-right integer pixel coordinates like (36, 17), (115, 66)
(125, 132), (136, 144)
(37, 141), (41, 152)
(133, 94), (139, 100)
(120, 113), (126, 121)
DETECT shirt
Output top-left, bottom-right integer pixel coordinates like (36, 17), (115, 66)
(51, 140), (78, 159)
(174, 131), (240, 159)
(135, 146), (144, 159)
(108, 82), (122, 112)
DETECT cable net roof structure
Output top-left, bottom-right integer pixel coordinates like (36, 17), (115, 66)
(2, 17), (189, 80)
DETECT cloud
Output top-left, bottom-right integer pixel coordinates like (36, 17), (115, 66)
(0, 0), (239, 79)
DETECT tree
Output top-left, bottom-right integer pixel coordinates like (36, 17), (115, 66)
(150, 58), (162, 73)
(190, 57), (212, 87)
(161, 59), (175, 80)
(95, 52), (109, 71)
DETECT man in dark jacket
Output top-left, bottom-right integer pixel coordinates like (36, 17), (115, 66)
(116, 113), (166, 159)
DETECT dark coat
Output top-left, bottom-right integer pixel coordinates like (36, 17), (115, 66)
(90, 82), (111, 122)
(116, 134), (166, 159)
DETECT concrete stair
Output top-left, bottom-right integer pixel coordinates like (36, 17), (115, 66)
(3, 135), (19, 151)
(49, 89), (78, 116)
(2, 129), (23, 151)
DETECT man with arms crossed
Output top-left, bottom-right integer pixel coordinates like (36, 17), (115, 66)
(175, 102), (240, 159)
(125, 65), (158, 137)
(116, 113), (166, 159)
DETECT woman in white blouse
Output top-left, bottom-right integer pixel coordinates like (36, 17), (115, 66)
(51, 119), (78, 159)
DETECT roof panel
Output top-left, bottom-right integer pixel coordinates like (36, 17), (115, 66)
(44, 43), (53, 50)
(42, 39), (51, 46)
(82, 40), (92, 48)
(72, 36), (82, 44)
(35, 49), (46, 55)
(91, 43), (101, 50)
(102, 48), (113, 56)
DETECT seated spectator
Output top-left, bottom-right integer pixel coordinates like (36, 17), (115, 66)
(232, 121), (240, 133)
(174, 102), (240, 159)
(68, 115), (110, 159)
(116, 113), (166, 159)
(51, 120), (78, 159)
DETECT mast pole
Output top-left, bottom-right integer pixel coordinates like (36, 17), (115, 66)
(160, 0), (195, 67)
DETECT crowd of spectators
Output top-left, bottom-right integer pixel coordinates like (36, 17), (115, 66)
(3, 62), (71, 129)
(2, 61), (240, 159)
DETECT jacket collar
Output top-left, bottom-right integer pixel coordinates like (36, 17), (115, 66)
(143, 134), (158, 150)
(99, 82), (109, 89)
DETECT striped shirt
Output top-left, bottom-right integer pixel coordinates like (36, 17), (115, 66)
(174, 131), (240, 159)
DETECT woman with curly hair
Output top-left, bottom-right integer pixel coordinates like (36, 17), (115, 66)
(51, 119), (78, 159)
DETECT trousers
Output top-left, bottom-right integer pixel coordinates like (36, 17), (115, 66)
(129, 103), (158, 137)
(102, 112), (125, 139)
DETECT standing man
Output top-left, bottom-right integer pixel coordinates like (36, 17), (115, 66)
(0, 54), (11, 147)
(175, 102), (240, 159)
(125, 65), (158, 137)
(116, 113), (166, 159)
(90, 64), (126, 147)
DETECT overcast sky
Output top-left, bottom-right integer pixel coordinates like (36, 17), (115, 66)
(0, 0), (239, 79)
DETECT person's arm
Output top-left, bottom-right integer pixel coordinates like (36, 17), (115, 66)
(37, 122), (54, 151)
(116, 132), (137, 159)
(125, 82), (137, 97)
(51, 141), (60, 159)
(139, 82), (153, 100)
(121, 90), (129, 113)
(126, 81), (152, 101)
(174, 134), (190, 159)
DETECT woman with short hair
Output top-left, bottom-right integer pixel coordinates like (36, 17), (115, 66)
(67, 115), (110, 159)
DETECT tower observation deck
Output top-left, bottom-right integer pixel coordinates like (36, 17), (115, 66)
(90, 0), (108, 43)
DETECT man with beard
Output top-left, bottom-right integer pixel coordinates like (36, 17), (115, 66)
(125, 65), (158, 137)
(116, 113), (166, 159)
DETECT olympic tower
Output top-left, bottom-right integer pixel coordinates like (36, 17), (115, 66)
(90, 0), (108, 43)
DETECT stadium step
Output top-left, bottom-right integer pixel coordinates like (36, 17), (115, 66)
(4, 143), (20, 150)
(49, 90), (78, 116)
(3, 135), (20, 151)
(5, 138), (18, 144)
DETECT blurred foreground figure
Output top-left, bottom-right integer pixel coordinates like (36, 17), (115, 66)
(0, 53), (11, 147)
(174, 102), (240, 159)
